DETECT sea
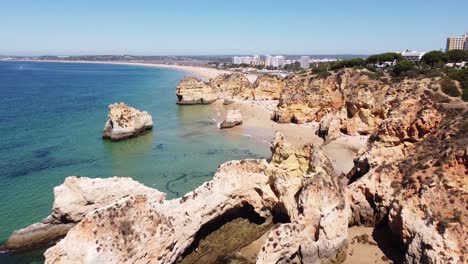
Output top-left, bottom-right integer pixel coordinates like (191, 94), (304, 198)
(0, 61), (270, 263)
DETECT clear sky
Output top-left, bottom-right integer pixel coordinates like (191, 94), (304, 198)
(1, 0), (467, 55)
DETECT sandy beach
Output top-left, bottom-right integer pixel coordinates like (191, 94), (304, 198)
(211, 99), (367, 175)
(19, 59), (257, 82)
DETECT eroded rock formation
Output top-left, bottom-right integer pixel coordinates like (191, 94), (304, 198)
(210, 73), (251, 98)
(220, 109), (243, 129)
(102, 103), (153, 141)
(176, 77), (218, 104)
(251, 75), (284, 100)
(346, 100), (466, 263)
(1, 177), (164, 252)
(41, 133), (348, 264)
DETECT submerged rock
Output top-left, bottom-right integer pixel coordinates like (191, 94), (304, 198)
(176, 77), (218, 105)
(102, 103), (153, 141)
(220, 109), (243, 129)
(1, 177), (164, 252)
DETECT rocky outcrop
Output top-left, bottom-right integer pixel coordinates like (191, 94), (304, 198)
(1, 177), (164, 252)
(272, 69), (449, 142)
(251, 75), (284, 100)
(102, 103), (153, 141)
(272, 72), (344, 124)
(43, 133), (348, 264)
(175, 77), (218, 104)
(316, 113), (342, 142)
(346, 101), (466, 264)
(220, 109), (243, 129)
(258, 134), (349, 264)
(210, 73), (251, 98)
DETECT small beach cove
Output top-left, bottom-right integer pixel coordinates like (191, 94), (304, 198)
(0, 61), (268, 263)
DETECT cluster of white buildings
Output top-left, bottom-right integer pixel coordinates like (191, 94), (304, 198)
(232, 55), (285, 68)
(397, 50), (426, 62)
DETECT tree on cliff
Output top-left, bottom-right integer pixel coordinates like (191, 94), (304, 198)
(366, 52), (402, 64)
(392, 60), (415, 76)
(446, 49), (468, 63)
(421, 51), (448, 68)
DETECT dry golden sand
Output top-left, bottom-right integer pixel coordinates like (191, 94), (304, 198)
(215, 99), (321, 148)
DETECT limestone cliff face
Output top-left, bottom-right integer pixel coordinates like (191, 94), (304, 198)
(257, 133), (349, 264)
(175, 77), (218, 105)
(210, 73), (251, 98)
(272, 69), (449, 140)
(102, 103), (153, 141)
(347, 103), (466, 263)
(1, 177), (164, 252)
(43, 133), (348, 264)
(251, 75), (285, 100)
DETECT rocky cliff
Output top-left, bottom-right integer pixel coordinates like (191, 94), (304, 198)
(272, 70), (451, 138)
(175, 77), (218, 104)
(102, 103), (153, 141)
(175, 72), (285, 103)
(41, 133), (348, 264)
(1, 177), (164, 252)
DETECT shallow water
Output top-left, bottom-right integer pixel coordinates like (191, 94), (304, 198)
(0, 61), (270, 263)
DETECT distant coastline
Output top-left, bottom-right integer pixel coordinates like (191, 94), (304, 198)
(4, 59), (233, 81)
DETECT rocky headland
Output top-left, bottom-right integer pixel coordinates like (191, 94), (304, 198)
(102, 103), (153, 141)
(3, 68), (467, 264)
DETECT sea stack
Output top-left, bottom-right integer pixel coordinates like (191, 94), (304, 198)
(102, 103), (153, 141)
(220, 109), (243, 129)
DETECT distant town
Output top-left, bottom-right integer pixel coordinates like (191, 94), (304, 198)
(1, 32), (467, 77)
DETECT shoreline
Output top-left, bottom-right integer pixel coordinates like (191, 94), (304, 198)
(5, 59), (234, 81)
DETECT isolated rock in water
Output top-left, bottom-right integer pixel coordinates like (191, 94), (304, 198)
(220, 109), (243, 129)
(251, 75), (285, 100)
(1, 176), (164, 252)
(176, 77), (218, 104)
(102, 103), (153, 141)
(316, 113), (342, 142)
(43, 133), (349, 264)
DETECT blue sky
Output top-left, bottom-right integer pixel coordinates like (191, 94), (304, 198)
(1, 0), (467, 55)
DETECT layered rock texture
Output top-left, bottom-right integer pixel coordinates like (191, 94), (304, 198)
(271, 70), (450, 138)
(1, 177), (164, 252)
(220, 109), (243, 129)
(102, 103), (153, 141)
(346, 93), (467, 263)
(5, 69), (466, 264)
(175, 72), (285, 103)
(40, 133), (348, 264)
(176, 77), (218, 104)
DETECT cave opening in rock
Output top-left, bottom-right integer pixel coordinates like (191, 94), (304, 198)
(272, 202), (291, 224)
(179, 203), (271, 263)
(176, 95), (183, 103)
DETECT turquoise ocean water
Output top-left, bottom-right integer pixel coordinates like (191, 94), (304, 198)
(0, 61), (270, 263)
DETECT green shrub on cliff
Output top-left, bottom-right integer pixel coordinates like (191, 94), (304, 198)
(366, 52), (402, 64)
(392, 60), (415, 76)
(421, 51), (448, 68)
(441, 78), (461, 97)
(448, 68), (468, 102)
